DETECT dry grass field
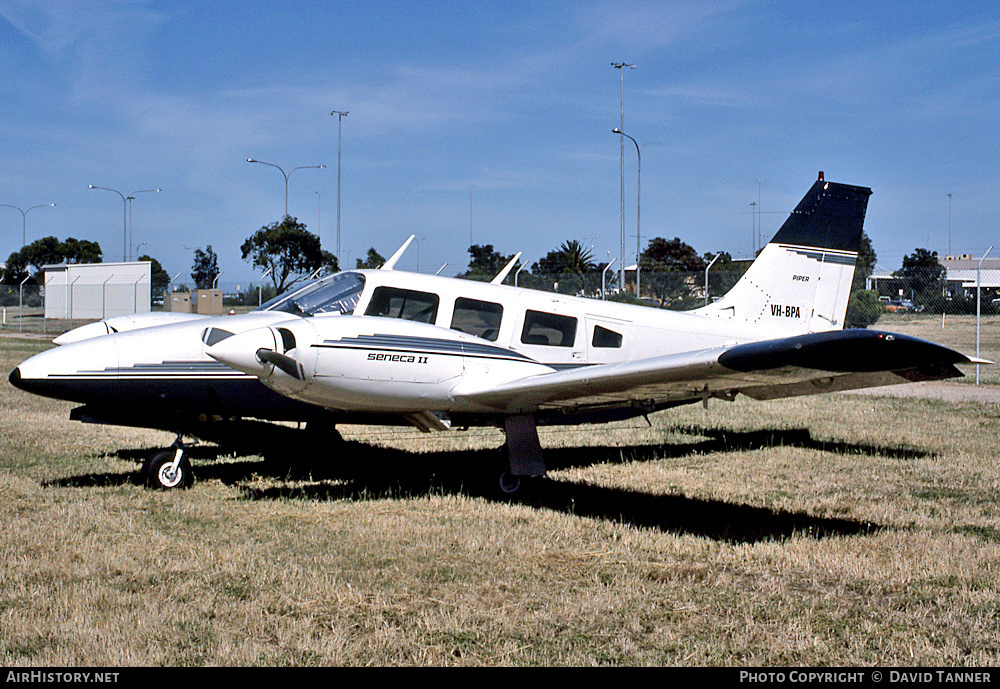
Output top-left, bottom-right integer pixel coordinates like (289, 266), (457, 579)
(1, 333), (999, 666)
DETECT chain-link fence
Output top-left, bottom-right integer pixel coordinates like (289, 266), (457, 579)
(867, 267), (999, 385)
(0, 284), (46, 333)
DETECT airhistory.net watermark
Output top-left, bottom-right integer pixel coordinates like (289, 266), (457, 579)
(5, 672), (119, 684)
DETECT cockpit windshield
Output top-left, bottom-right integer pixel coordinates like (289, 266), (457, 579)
(256, 271), (366, 317)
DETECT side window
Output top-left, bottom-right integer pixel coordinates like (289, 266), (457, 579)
(450, 297), (503, 341)
(592, 325), (623, 348)
(201, 327), (235, 346)
(364, 286), (440, 324)
(520, 310), (577, 347)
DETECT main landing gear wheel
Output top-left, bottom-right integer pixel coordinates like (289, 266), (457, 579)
(498, 471), (521, 495)
(143, 449), (194, 490)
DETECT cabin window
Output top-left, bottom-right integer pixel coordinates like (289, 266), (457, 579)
(450, 297), (503, 341)
(592, 325), (623, 348)
(201, 327), (235, 346)
(365, 286), (440, 324)
(520, 310), (577, 347)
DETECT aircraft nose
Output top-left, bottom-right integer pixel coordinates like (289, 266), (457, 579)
(206, 326), (280, 378)
(9, 367), (25, 391)
(52, 321), (111, 345)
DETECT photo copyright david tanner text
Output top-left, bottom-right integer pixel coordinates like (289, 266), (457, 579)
(739, 670), (993, 683)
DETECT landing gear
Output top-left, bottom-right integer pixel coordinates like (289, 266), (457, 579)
(494, 415), (547, 497)
(142, 447), (194, 490)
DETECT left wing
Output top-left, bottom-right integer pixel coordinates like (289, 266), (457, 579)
(453, 329), (987, 414)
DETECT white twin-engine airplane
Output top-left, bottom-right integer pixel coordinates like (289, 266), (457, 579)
(9, 174), (987, 492)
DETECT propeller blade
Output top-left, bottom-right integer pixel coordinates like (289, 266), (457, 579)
(256, 348), (303, 380)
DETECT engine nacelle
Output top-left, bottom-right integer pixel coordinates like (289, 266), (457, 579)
(208, 315), (553, 413)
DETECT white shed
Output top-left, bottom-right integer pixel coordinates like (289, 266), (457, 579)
(44, 261), (152, 319)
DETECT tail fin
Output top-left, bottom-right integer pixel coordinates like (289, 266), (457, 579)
(696, 173), (872, 333)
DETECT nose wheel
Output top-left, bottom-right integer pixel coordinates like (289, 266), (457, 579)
(142, 448), (194, 490)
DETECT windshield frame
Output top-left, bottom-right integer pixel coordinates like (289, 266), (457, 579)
(255, 271), (366, 317)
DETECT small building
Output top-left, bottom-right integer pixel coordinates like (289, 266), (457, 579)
(166, 291), (192, 313)
(163, 289), (224, 315)
(193, 289), (223, 315)
(942, 255), (1000, 292)
(43, 261), (152, 320)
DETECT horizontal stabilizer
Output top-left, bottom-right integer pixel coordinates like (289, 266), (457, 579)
(717, 329), (973, 375)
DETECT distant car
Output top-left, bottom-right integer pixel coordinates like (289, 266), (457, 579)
(884, 299), (922, 313)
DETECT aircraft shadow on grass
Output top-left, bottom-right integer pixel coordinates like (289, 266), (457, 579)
(45, 423), (928, 544)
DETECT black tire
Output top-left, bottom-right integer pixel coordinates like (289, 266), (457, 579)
(498, 471), (521, 495)
(144, 450), (194, 490)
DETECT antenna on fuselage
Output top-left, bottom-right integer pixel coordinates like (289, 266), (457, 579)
(381, 235), (415, 270)
(491, 252), (522, 285)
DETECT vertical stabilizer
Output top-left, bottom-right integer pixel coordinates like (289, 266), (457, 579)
(696, 174), (872, 333)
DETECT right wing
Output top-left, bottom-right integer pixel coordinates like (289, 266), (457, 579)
(453, 329), (987, 414)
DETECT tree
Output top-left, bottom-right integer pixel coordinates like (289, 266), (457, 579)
(532, 240), (595, 294)
(893, 247), (946, 311)
(4, 236), (105, 283)
(641, 237), (706, 272)
(640, 237), (705, 307)
(59, 237), (103, 264)
(241, 216), (337, 294)
(191, 245), (219, 290)
(844, 232), (880, 328)
(356, 248), (386, 270)
(844, 289), (883, 328)
(459, 244), (517, 281)
(139, 254), (170, 296)
(851, 232), (877, 294)
(1, 251), (29, 284)
(19, 236), (64, 274)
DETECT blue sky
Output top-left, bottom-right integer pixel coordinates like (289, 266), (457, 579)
(1, 0), (998, 289)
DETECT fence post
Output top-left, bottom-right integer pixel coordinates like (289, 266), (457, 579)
(133, 275), (143, 314)
(705, 254), (721, 306)
(102, 275), (113, 319)
(976, 246), (993, 385)
(19, 275), (29, 333)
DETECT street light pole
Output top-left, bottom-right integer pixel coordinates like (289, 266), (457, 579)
(613, 128), (641, 297)
(89, 185), (128, 261)
(247, 158), (326, 217)
(1, 203), (56, 248)
(757, 179), (764, 253)
(612, 62), (634, 294)
(947, 193), (953, 257)
(315, 190), (321, 242)
(330, 110), (348, 262)
(126, 189), (160, 261)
